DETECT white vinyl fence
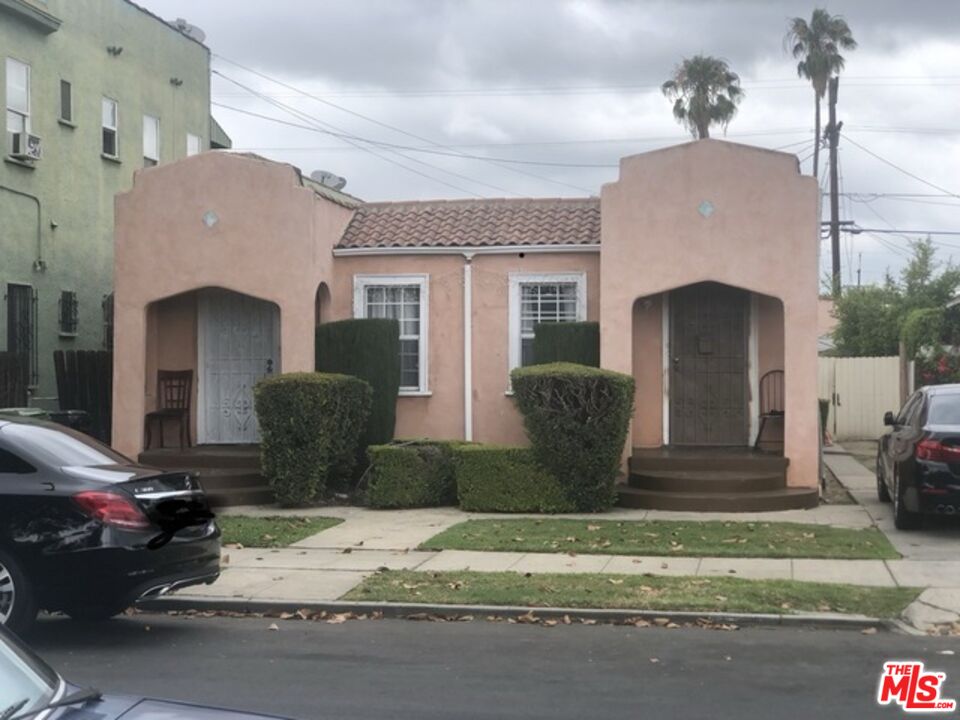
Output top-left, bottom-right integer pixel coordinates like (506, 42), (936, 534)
(818, 356), (905, 440)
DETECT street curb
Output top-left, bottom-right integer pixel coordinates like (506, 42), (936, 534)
(138, 595), (887, 631)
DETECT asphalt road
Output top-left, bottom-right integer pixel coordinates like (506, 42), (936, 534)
(28, 614), (960, 720)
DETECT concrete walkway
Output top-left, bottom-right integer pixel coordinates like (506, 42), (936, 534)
(171, 445), (960, 632)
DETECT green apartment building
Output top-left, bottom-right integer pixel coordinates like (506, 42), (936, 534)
(0, 0), (229, 408)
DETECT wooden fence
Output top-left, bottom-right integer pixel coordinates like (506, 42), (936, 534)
(0, 352), (27, 407)
(54, 350), (112, 443)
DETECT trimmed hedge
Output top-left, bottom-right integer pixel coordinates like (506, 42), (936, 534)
(254, 372), (372, 506)
(364, 440), (469, 509)
(454, 445), (575, 513)
(532, 321), (600, 367)
(315, 319), (401, 451)
(511, 362), (634, 512)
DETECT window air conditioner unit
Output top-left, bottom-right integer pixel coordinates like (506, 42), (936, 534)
(11, 132), (42, 161)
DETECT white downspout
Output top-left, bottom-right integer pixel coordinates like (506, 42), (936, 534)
(462, 252), (474, 441)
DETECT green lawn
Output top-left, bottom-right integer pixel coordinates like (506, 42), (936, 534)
(217, 515), (342, 548)
(421, 519), (899, 560)
(346, 570), (919, 618)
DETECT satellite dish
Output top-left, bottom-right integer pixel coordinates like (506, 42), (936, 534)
(173, 18), (207, 43)
(310, 170), (347, 191)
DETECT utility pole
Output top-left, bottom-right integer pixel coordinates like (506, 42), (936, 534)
(857, 252), (862, 287)
(828, 76), (841, 299)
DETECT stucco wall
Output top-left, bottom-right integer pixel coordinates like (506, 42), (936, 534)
(601, 140), (819, 488)
(112, 152), (354, 456)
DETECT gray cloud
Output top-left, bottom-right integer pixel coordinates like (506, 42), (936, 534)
(139, 0), (960, 283)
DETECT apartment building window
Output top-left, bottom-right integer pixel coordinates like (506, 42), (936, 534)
(508, 273), (586, 371)
(353, 275), (429, 394)
(58, 291), (78, 335)
(5, 283), (38, 388)
(142, 114), (159, 167)
(59, 80), (72, 123)
(186, 133), (201, 157)
(5, 58), (30, 153)
(101, 97), (118, 157)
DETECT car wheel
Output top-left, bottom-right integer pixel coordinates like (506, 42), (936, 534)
(893, 465), (922, 531)
(0, 549), (38, 636)
(876, 452), (891, 502)
(65, 604), (129, 622)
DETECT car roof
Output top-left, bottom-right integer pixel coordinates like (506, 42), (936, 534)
(923, 384), (960, 397)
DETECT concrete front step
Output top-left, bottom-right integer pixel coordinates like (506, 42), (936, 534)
(616, 485), (819, 512)
(139, 446), (261, 470)
(628, 469), (786, 494)
(630, 450), (788, 474)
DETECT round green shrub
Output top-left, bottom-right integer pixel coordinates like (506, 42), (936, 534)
(510, 362), (634, 512)
(254, 372), (372, 506)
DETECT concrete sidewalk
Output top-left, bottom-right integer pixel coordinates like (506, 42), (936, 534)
(165, 445), (960, 632)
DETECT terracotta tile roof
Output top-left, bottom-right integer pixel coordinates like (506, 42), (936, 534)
(338, 197), (601, 249)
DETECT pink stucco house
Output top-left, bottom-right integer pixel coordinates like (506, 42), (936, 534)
(112, 139), (821, 511)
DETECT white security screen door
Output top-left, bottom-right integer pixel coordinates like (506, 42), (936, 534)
(198, 289), (280, 444)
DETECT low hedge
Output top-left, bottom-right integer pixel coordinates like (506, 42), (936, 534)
(511, 362), (634, 512)
(254, 372), (372, 506)
(532, 321), (600, 367)
(454, 445), (575, 513)
(364, 440), (469, 509)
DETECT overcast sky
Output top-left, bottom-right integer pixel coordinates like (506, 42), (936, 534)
(139, 0), (960, 287)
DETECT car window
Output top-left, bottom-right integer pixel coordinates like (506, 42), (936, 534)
(0, 447), (36, 474)
(0, 424), (130, 468)
(896, 393), (921, 426)
(926, 394), (960, 425)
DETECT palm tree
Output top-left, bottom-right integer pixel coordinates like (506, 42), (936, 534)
(785, 9), (857, 178)
(661, 55), (743, 139)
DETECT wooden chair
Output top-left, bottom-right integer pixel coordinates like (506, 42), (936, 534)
(754, 369), (785, 448)
(144, 370), (192, 450)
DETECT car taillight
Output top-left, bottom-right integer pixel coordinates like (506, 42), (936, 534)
(915, 439), (960, 463)
(73, 491), (151, 530)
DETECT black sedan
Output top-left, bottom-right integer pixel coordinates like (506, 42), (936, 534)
(877, 384), (960, 529)
(0, 418), (220, 635)
(0, 623), (291, 720)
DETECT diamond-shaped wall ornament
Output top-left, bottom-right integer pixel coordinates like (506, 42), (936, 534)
(698, 200), (715, 218)
(202, 210), (219, 228)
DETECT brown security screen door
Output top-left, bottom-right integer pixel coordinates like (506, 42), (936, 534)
(669, 283), (749, 446)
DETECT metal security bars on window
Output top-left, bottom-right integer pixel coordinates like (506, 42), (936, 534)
(59, 291), (78, 335)
(5, 284), (38, 387)
(519, 283), (578, 366)
(365, 285), (420, 390)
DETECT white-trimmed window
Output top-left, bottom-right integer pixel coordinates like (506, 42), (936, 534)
(354, 274), (428, 394)
(142, 114), (159, 166)
(6, 58), (30, 152)
(101, 97), (118, 157)
(186, 132), (201, 157)
(508, 272), (586, 371)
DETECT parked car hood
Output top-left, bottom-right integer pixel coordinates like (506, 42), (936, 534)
(57, 694), (295, 720)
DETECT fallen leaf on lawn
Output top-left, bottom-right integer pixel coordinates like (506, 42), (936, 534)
(670, 544), (685, 552)
(643, 532), (659, 538)
(861, 627), (878, 635)
(267, 623), (279, 631)
(262, 534), (275, 541)
(513, 537), (525, 542)
(802, 532), (815, 539)
(565, 536), (578, 542)
(715, 595), (728, 602)
(817, 604), (832, 612)
(587, 524), (601, 531)
(224, 542), (244, 550)
(608, 578), (624, 585)
(721, 538), (739, 544)
(447, 581), (464, 590)
(780, 603), (792, 610)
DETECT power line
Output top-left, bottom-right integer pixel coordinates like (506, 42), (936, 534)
(213, 55), (595, 194)
(842, 134), (960, 201)
(214, 74), (494, 197)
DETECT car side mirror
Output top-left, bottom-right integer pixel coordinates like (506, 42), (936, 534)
(883, 411), (895, 426)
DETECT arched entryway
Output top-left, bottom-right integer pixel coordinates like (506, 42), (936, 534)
(631, 281), (785, 450)
(144, 287), (281, 446)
